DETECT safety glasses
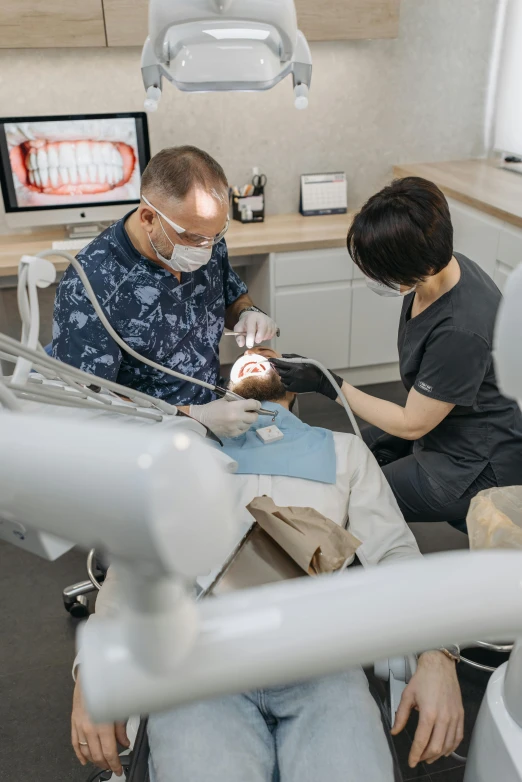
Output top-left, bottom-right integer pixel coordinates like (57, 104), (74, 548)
(142, 195), (229, 247)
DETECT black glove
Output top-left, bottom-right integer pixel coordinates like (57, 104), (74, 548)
(269, 354), (342, 401)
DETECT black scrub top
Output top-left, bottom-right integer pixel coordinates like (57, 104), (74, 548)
(398, 253), (522, 500)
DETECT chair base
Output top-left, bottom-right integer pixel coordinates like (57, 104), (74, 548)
(63, 574), (105, 617)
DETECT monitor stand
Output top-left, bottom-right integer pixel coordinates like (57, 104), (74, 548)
(65, 222), (111, 239)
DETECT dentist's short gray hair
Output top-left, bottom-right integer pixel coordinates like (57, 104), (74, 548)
(141, 146), (228, 205)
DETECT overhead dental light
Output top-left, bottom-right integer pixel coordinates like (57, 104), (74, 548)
(141, 0), (312, 111)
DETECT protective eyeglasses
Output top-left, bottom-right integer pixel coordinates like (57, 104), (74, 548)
(142, 195), (229, 247)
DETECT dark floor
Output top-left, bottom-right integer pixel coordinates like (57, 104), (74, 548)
(0, 383), (486, 782)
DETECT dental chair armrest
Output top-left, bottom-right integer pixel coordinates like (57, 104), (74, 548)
(374, 655), (418, 683)
(374, 655), (418, 722)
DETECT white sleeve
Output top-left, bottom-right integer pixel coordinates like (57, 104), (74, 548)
(72, 566), (121, 680)
(334, 433), (421, 566)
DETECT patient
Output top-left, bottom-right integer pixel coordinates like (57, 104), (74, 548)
(71, 347), (464, 781)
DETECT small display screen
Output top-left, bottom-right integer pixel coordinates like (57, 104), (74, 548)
(0, 113), (150, 212)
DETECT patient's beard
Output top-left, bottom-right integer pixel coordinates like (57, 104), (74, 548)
(230, 371), (289, 405)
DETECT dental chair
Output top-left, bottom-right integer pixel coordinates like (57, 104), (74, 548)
(63, 549), (106, 617)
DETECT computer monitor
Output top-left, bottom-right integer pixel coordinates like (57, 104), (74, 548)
(0, 112), (150, 231)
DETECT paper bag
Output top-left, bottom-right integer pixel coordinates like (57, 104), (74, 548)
(246, 496), (361, 575)
(467, 486), (522, 550)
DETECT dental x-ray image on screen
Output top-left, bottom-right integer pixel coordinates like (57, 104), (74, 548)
(0, 113), (150, 212)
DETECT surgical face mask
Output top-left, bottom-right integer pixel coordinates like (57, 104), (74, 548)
(364, 276), (416, 298)
(149, 216), (212, 273)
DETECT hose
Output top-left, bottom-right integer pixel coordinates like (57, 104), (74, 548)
(0, 332), (177, 416)
(37, 250), (217, 394)
(273, 356), (362, 439)
(0, 379), (23, 411)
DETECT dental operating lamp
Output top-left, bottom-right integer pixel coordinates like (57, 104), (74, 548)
(141, 0), (312, 111)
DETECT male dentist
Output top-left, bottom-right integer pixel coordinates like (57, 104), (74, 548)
(52, 145), (278, 437)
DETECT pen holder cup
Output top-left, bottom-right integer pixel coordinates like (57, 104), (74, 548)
(231, 190), (265, 223)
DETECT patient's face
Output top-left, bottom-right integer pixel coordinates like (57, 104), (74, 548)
(229, 348), (291, 404)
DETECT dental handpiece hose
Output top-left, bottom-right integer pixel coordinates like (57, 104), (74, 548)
(274, 356), (361, 439)
(37, 250), (274, 418)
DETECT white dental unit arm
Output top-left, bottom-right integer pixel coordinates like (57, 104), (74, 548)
(141, 0), (312, 111)
(0, 408), (241, 675)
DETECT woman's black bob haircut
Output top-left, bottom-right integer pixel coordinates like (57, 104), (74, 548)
(347, 177), (454, 288)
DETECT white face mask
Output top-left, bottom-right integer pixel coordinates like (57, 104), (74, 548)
(364, 276), (416, 298)
(149, 216), (212, 273)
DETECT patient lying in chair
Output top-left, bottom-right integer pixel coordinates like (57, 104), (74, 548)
(71, 347), (464, 781)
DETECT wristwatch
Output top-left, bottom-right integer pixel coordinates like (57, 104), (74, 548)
(238, 306), (281, 337)
(238, 305), (265, 318)
(439, 644), (461, 663)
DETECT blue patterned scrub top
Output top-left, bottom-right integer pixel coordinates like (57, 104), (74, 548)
(52, 211), (248, 405)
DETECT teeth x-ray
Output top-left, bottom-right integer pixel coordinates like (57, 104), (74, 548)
(6, 118), (140, 207)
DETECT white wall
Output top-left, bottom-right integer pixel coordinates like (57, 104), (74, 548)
(0, 0), (497, 232)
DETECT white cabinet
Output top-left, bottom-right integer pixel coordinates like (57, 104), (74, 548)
(497, 225), (522, 270)
(447, 198), (501, 279)
(351, 258), (365, 280)
(274, 248), (352, 286)
(493, 225), (522, 293)
(275, 284), (352, 369)
(493, 264), (513, 295)
(273, 248), (353, 368)
(447, 198), (522, 295)
(349, 283), (402, 367)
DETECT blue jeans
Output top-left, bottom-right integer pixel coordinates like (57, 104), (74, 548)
(148, 669), (394, 782)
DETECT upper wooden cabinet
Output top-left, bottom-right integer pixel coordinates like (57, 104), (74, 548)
(103, 0), (148, 47)
(0, 1), (106, 48)
(102, 0), (400, 47)
(0, 0), (400, 49)
(295, 0), (400, 41)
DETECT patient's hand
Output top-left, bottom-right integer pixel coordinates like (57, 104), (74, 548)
(71, 674), (129, 777)
(391, 651), (464, 768)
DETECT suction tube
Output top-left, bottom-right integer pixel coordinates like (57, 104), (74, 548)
(38, 250), (231, 399)
(274, 356), (362, 439)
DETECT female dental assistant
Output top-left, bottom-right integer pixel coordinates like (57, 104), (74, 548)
(270, 177), (522, 529)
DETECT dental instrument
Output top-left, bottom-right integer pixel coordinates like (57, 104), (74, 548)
(141, 0), (312, 112)
(223, 385), (278, 419)
(223, 329), (281, 338)
(26, 251), (276, 418)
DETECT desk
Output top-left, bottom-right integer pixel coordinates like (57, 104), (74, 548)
(0, 213), (354, 278)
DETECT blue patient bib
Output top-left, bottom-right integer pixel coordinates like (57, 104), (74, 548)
(221, 403), (337, 484)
